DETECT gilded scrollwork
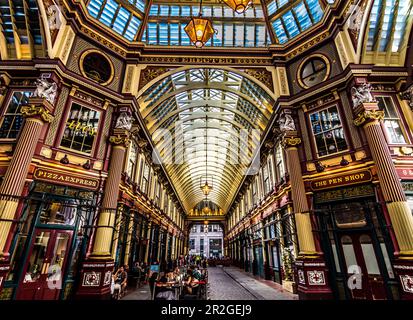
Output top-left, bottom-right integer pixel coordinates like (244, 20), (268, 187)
(109, 134), (130, 147)
(20, 105), (54, 123)
(282, 136), (302, 148)
(353, 110), (385, 126)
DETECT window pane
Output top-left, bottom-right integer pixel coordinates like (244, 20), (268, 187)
(60, 103), (100, 154)
(0, 91), (31, 139)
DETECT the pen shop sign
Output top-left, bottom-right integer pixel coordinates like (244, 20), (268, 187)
(311, 170), (372, 191)
(34, 168), (99, 190)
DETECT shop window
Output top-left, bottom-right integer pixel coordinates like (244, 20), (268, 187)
(309, 105), (347, 157)
(263, 164), (270, 194)
(298, 55), (330, 88)
(376, 96), (407, 144)
(80, 51), (114, 85)
(141, 162), (150, 194)
(275, 144), (285, 182)
(127, 142), (138, 179)
(333, 202), (367, 228)
(60, 103), (100, 154)
(0, 91), (31, 139)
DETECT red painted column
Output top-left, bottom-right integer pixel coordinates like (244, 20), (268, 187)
(353, 101), (413, 299)
(0, 98), (54, 291)
(282, 130), (333, 300)
(75, 127), (130, 299)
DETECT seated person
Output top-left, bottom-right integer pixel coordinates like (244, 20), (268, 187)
(113, 265), (128, 295)
(183, 269), (199, 295)
(166, 269), (176, 282)
(191, 266), (203, 280)
(155, 272), (175, 300)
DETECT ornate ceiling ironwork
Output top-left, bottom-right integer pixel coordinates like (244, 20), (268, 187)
(138, 67), (276, 215)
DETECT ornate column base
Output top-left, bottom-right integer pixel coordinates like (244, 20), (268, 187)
(294, 257), (333, 300)
(393, 258), (413, 300)
(75, 259), (115, 300)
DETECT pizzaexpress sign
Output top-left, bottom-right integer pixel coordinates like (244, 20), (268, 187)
(34, 168), (99, 190)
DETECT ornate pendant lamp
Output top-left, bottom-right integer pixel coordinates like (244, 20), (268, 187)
(222, 0), (253, 14)
(200, 113), (213, 196)
(184, 0), (216, 48)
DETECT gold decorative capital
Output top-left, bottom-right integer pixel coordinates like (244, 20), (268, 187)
(282, 136), (302, 148)
(353, 110), (385, 127)
(109, 134), (130, 147)
(20, 105), (54, 123)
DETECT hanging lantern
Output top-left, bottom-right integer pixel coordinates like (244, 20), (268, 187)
(184, 16), (215, 48)
(222, 0), (253, 14)
(200, 181), (212, 196)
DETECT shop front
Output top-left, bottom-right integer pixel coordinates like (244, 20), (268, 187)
(2, 169), (100, 300)
(312, 170), (398, 300)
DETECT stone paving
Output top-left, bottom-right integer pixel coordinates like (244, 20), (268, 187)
(208, 266), (257, 300)
(123, 266), (298, 300)
(221, 267), (298, 300)
(123, 283), (152, 300)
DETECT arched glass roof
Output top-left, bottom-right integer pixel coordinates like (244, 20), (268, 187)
(365, 0), (412, 53)
(138, 68), (276, 214)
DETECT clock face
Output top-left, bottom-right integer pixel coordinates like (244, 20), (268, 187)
(300, 57), (328, 88)
(82, 52), (113, 84)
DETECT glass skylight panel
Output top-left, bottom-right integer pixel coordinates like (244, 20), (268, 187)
(87, 0), (103, 18)
(170, 23), (180, 45)
(392, 0), (410, 52)
(192, 5), (200, 16)
(124, 16), (140, 41)
(149, 4), (158, 15)
(279, 0), (289, 8)
(213, 23), (223, 46)
(282, 11), (300, 38)
(147, 22), (158, 44)
(170, 5), (180, 16)
(234, 24), (245, 47)
(213, 6), (223, 17)
(128, 0), (145, 12)
(224, 24), (234, 46)
(366, 0), (380, 50)
(113, 7), (130, 35)
(203, 6), (212, 16)
(255, 6), (264, 18)
(294, 2), (312, 31)
(267, 0), (278, 16)
(379, 1), (395, 51)
(306, 0), (323, 22)
(159, 5), (169, 16)
(100, 0), (118, 26)
(256, 24), (267, 46)
(181, 6), (191, 16)
(224, 7), (234, 17)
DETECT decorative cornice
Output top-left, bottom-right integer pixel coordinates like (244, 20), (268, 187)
(353, 110), (385, 127)
(20, 105), (54, 123)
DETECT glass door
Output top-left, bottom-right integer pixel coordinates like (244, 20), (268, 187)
(340, 233), (386, 300)
(16, 229), (72, 300)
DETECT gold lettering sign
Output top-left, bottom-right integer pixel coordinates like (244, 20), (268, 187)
(311, 170), (372, 191)
(67, 120), (97, 136)
(33, 168), (99, 190)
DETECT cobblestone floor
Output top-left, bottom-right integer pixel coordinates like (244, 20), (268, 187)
(208, 266), (256, 300)
(208, 266), (297, 300)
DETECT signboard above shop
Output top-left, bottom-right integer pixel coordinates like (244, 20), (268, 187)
(310, 170), (372, 191)
(33, 167), (99, 190)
